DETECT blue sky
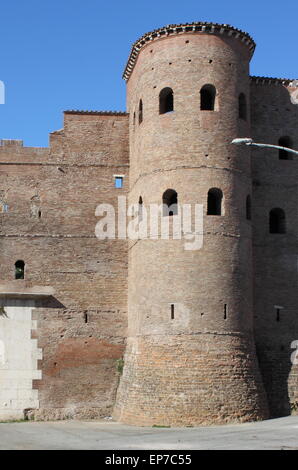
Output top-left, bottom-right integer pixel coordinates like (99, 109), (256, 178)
(0, 0), (297, 147)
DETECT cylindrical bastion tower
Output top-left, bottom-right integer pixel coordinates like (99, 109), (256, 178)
(114, 22), (269, 426)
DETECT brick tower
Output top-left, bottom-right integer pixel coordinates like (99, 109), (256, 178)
(113, 23), (269, 426)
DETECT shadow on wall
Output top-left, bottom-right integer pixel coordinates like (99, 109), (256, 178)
(1, 296), (66, 310)
(256, 340), (297, 418)
(251, 81), (298, 150)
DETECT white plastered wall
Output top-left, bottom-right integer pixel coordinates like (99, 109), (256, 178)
(0, 298), (42, 420)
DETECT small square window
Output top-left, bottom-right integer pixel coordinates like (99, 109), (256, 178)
(114, 176), (123, 189)
(0, 203), (8, 213)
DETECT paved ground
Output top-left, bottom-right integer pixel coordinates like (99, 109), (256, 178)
(0, 416), (298, 450)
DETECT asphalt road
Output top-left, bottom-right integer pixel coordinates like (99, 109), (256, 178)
(0, 415), (298, 450)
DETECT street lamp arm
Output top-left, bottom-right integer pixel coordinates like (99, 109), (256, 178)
(231, 138), (298, 156)
(247, 142), (298, 156)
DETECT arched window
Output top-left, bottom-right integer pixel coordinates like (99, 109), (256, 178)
(162, 189), (178, 216)
(15, 260), (25, 279)
(269, 208), (286, 234)
(239, 93), (247, 120)
(200, 84), (216, 111)
(159, 87), (174, 114)
(138, 100), (143, 125)
(207, 188), (223, 215)
(246, 195), (251, 220)
(138, 196), (143, 222)
(278, 136), (293, 160)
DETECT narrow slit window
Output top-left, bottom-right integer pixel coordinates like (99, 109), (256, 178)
(275, 306), (284, 322)
(138, 99), (143, 125)
(138, 196), (143, 222)
(171, 304), (175, 320)
(15, 260), (25, 280)
(224, 304), (227, 320)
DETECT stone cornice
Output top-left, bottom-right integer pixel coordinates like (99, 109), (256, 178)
(64, 110), (128, 116)
(250, 76), (298, 86)
(123, 22), (256, 81)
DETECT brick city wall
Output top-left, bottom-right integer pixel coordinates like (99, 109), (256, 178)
(0, 112), (129, 419)
(1, 22), (298, 425)
(251, 80), (298, 417)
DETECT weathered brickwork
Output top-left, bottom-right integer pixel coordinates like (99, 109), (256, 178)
(250, 79), (298, 417)
(114, 26), (270, 426)
(0, 113), (129, 420)
(0, 22), (298, 425)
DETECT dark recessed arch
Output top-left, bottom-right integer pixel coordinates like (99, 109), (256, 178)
(200, 84), (216, 111)
(269, 208), (286, 234)
(159, 87), (174, 114)
(15, 260), (25, 279)
(162, 189), (178, 216)
(207, 188), (223, 215)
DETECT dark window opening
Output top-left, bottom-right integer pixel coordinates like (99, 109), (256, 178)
(15, 260), (25, 280)
(133, 112), (136, 126)
(139, 196), (143, 222)
(138, 99), (143, 124)
(159, 87), (174, 114)
(276, 308), (280, 322)
(207, 188), (223, 216)
(84, 313), (88, 323)
(162, 189), (178, 216)
(278, 136), (293, 160)
(269, 208), (286, 234)
(115, 176), (123, 189)
(200, 84), (216, 111)
(239, 93), (247, 120)
(224, 304), (227, 320)
(246, 195), (251, 220)
(171, 304), (175, 319)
